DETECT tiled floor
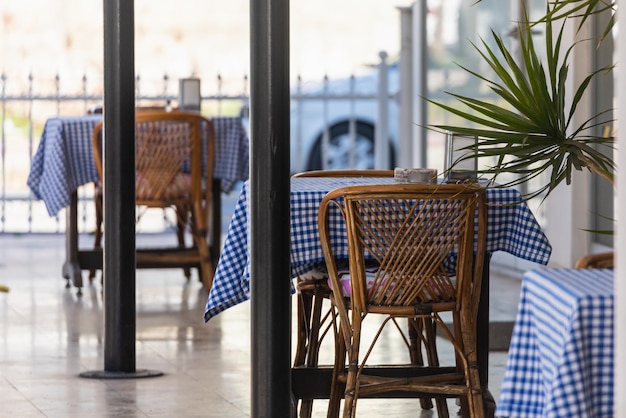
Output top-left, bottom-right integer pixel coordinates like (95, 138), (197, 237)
(0, 226), (521, 417)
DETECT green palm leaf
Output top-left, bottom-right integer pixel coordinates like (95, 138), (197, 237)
(427, 4), (614, 202)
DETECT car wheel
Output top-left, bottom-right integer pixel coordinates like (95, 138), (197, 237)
(306, 121), (394, 171)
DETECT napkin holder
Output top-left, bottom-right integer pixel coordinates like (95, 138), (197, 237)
(394, 168), (438, 184)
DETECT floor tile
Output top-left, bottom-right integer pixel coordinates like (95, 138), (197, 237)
(0, 232), (515, 417)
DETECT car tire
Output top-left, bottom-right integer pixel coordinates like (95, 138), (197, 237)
(306, 121), (394, 171)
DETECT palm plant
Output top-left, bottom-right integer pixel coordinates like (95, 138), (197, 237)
(541, 0), (615, 41)
(428, 2), (615, 201)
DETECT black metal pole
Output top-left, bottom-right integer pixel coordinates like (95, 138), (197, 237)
(102, 0), (137, 373)
(250, 0), (292, 415)
(81, 0), (160, 379)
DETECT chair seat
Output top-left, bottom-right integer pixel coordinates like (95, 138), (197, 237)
(329, 263), (379, 298)
(303, 261), (456, 302)
(95, 173), (194, 201)
(136, 172), (191, 201)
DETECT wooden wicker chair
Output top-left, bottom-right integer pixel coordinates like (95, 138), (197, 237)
(90, 110), (216, 291)
(319, 183), (487, 418)
(292, 170), (444, 417)
(575, 251), (614, 269)
(292, 170), (425, 417)
(88, 106), (192, 282)
(293, 169), (394, 178)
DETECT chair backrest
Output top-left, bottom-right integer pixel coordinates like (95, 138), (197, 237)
(92, 110), (214, 209)
(319, 183), (488, 318)
(575, 251), (614, 269)
(87, 104), (173, 115)
(293, 169), (393, 178)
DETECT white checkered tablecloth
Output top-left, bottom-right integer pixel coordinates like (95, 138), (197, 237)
(496, 268), (614, 418)
(204, 177), (552, 321)
(27, 115), (249, 216)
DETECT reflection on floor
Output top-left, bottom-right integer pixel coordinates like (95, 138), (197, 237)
(0, 233), (510, 417)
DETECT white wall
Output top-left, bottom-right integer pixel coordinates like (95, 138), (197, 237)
(543, 171), (591, 267)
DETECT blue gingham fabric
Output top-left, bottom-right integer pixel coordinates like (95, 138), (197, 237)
(211, 117), (249, 193)
(27, 115), (249, 216)
(204, 177), (552, 321)
(496, 268), (614, 418)
(27, 115), (102, 216)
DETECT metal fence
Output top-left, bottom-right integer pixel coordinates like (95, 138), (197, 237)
(1, 56), (396, 234)
(0, 71), (252, 234)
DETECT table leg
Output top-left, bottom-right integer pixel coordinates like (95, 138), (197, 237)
(211, 179), (222, 269)
(62, 191), (83, 295)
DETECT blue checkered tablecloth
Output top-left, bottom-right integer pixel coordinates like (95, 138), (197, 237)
(27, 115), (249, 216)
(204, 177), (552, 321)
(496, 268), (614, 418)
(211, 117), (249, 192)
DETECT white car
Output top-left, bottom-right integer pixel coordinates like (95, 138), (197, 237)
(289, 62), (399, 173)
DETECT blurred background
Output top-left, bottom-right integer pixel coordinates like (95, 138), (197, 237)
(3, 0), (611, 270)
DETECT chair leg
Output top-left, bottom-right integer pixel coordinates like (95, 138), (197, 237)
(327, 326), (346, 418)
(295, 283), (334, 418)
(199, 240), (214, 291)
(302, 288), (330, 417)
(89, 190), (103, 283)
(423, 317), (449, 418)
(175, 205), (192, 281)
(460, 366), (483, 418)
(408, 318), (433, 410)
(191, 227), (214, 291)
(294, 288), (313, 368)
(187, 207), (214, 288)
(460, 317), (484, 418)
(446, 311), (484, 418)
(408, 318), (450, 415)
(306, 289), (326, 368)
(294, 289), (315, 418)
(341, 315), (363, 418)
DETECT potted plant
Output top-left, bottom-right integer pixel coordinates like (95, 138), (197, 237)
(428, 1), (615, 202)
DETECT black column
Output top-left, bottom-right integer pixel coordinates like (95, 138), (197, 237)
(250, 0), (292, 415)
(81, 0), (160, 379)
(101, 0), (137, 373)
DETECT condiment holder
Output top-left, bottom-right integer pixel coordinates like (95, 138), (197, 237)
(394, 168), (438, 184)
